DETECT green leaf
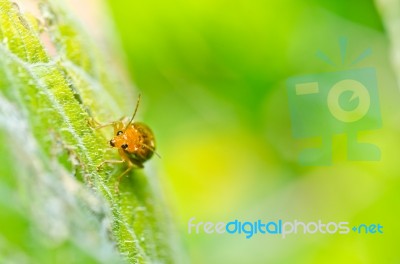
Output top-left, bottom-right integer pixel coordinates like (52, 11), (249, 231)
(0, 0), (175, 263)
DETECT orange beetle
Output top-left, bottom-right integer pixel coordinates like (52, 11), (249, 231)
(94, 95), (158, 188)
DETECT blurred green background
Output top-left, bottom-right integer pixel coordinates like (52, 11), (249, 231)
(106, 0), (400, 263)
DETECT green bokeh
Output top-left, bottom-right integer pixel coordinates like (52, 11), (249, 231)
(107, 0), (400, 263)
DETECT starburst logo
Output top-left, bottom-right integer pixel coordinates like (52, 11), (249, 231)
(287, 38), (381, 165)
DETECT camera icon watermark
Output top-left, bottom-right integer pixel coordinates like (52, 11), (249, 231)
(287, 40), (381, 165)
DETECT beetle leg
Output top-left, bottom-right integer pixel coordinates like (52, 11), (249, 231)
(88, 117), (109, 129)
(97, 159), (125, 170)
(88, 117), (124, 130)
(115, 163), (133, 193)
(92, 121), (116, 130)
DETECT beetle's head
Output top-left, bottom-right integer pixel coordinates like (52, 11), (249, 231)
(109, 130), (132, 151)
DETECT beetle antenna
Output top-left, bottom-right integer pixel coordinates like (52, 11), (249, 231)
(142, 143), (161, 159)
(124, 94), (141, 131)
